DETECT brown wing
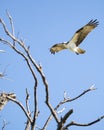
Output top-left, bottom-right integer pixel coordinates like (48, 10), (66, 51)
(69, 19), (99, 46)
(50, 43), (66, 54)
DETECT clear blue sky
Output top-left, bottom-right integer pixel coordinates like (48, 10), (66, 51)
(0, 0), (104, 130)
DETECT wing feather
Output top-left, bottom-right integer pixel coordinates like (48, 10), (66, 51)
(50, 43), (66, 54)
(69, 19), (99, 46)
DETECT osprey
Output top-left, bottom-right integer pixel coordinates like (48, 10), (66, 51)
(50, 19), (99, 55)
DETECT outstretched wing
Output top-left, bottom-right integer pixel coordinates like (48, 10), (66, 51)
(69, 19), (99, 46)
(50, 43), (66, 54)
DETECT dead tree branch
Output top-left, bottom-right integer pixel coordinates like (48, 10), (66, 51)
(0, 14), (40, 129)
(25, 89), (31, 130)
(64, 115), (104, 129)
(42, 86), (96, 129)
(31, 81), (39, 130)
(0, 13), (40, 130)
(6, 96), (32, 123)
(25, 88), (30, 113)
(6, 10), (15, 45)
(0, 13), (59, 128)
(24, 50), (60, 124)
(57, 109), (73, 130)
(56, 85), (96, 110)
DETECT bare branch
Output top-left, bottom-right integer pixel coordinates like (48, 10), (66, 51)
(57, 109), (73, 130)
(36, 125), (42, 130)
(61, 109), (73, 124)
(64, 115), (104, 129)
(31, 81), (39, 130)
(0, 18), (16, 41)
(0, 39), (37, 83)
(42, 115), (53, 130)
(0, 38), (13, 47)
(0, 71), (13, 81)
(24, 89), (31, 130)
(25, 121), (31, 130)
(6, 96), (32, 123)
(0, 15), (40, 129)
(56, 86), (96, 110)
(0, 18), (37, 82)
(0, 17), (24, 49)
(25, 88), (30, 113)
(0, 65), (8, 79)
(23, 49), (60, 124)
(0, 16), (59, 125)
(6, 10), (15, 45)
(57, 107), (66, 114)
(43, 86), (96, 129)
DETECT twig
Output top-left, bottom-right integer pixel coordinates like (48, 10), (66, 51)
(0, 66), (7, 78)
(57, 107), (66, 114)
(6, 10), (15, 45)
(2, 120), (9, 130)
(0, 18), (16, 41)
(0, 65), (13, 81)
(35, 125), (42, 130)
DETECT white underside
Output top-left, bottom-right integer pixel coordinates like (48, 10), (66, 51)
(66, 41), (77, 53)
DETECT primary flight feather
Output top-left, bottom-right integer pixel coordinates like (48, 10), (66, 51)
(50, 19), (99, 55)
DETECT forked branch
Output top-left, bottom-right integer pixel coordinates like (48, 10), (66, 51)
(6, 96), (32, 123)
(0, 12), (59, 128)
(43, 86), (96, 129)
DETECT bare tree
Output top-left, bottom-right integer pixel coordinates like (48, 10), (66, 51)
(0, 12), (104, 130)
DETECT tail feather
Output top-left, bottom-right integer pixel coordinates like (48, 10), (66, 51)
(74, 47), (86, 55)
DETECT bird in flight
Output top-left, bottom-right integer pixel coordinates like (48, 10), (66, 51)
(50, 19), (99, 55)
